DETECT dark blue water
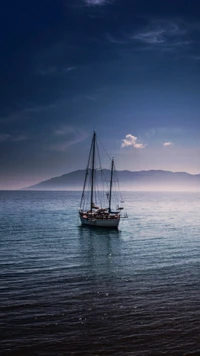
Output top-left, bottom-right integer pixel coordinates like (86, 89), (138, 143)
(0, 191), (200, 355)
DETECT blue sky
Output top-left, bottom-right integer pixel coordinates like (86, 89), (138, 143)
(0, 0), (200, 189)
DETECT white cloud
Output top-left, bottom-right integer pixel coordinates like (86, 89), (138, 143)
(132, 21), (188, 47)
(105, 20), (190, 53)
(84, 0), (112, 6)
(133, 29), (165, 44)
(163, 141), (173, 147)
(121, 134), (146, 149)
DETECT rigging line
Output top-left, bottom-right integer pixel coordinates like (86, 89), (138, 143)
(113, 162), (123, 200)
(96, 139), (102, 170)
(96, 134), (116, 192)
(95, 142), (103, 206)
(113, 163), (127, 216)
(96, 134), (112, 161)
(84, 170), (91, 209)
(80, 135), (93, 208)
(96, 135), (110, 191)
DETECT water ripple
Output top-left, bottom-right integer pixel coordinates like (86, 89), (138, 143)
(0, 191), (200, 355)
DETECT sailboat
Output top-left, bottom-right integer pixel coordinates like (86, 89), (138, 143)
(79, 131), (127, 228)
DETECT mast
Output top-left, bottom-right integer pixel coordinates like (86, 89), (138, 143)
(108, 158), (114, 213)
(80, 136), (93, 209)
(90, 131), (96, 211)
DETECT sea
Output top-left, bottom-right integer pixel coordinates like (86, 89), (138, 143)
(0, 190), (200, 356)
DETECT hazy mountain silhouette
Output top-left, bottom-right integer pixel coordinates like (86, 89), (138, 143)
(23, 170), (200, 191)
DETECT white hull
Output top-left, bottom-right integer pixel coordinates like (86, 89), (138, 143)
(79, 214), (120, 228)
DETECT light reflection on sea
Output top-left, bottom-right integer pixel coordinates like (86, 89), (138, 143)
(0, 191), (200, 355)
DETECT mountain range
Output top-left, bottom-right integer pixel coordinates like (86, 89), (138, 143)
(23, 170), (200, 191)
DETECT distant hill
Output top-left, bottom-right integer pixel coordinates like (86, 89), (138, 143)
(23, 169), (200, 191)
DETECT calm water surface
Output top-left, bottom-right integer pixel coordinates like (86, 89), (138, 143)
(0, 191), (200, 355)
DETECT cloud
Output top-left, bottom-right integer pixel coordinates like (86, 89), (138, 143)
(0, 102), (58, 124)
(48, 143), (73, 152)
(0, 133), (28, 143)
(106, 34), (128, 45)
(37, 66), (76, 76)
(49, 125), (88, 151)
(84, 0), (112, 5)
(54, 125), (76, 136)
(189, 55), (200, 62)
(163, 141), (173, 147)
(121, 134), (146, 149)
(105, 20), (191, 54)
(0, 134), (10, 143)
(132, 21), (189, 49)
(64, 67), (76, 72)
(12, 135), (28, 142)
(133, 29), (165, 44)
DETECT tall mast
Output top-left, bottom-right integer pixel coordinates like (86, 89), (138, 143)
(90, 131), (96, 211)
(108, 158), (114, 213)
(80, 136), (93, 209)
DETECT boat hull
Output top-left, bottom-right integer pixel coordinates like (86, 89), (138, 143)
(79, 214), (120, 228)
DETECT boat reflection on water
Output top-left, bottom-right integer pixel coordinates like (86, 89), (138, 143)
(78, 225), (121, 278)
(78, 224), (120, 241)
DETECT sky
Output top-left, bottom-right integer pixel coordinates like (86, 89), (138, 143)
(1, 0), (200, 189)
